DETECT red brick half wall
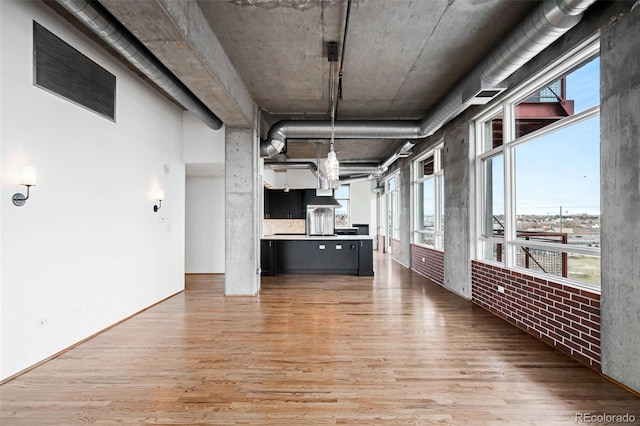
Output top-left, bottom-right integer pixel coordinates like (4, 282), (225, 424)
(411, 244), (444, 286)
(472, 260), (601, 371)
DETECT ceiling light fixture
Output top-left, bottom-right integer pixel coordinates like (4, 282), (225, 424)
(325, 43), (340, 185)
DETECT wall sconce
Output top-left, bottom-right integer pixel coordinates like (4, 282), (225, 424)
(153, 189), (164, 212)
(12, 167), (37, 207)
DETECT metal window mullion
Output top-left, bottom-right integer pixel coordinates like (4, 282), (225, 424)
(434, 176), (441, 249)
(412, 173), (418, 244)
(503, 103), (517, 269)
(475, 120), (487, 257)
(435, 143), (444, 250)
(411, 171), (423, 243)
(511, 239), (601, 256)
(509, 105), (600, 149)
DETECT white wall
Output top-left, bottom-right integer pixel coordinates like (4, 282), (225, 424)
(182, 111), (226, 273)
(350, 180), (375, 233)
(263, 168), (318, 190)
(183, 111), (225, 172)
(185, 176), (225, 273)
(0, 1), (186, 380)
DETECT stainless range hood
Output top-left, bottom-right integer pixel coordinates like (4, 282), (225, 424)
(307, 188), (341, 208)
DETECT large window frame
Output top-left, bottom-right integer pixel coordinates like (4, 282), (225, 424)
(474, 36), (601, 291)
(334, 185), (350, 227)
(382, 172), (401, 250)
(413, 142), (445, 250)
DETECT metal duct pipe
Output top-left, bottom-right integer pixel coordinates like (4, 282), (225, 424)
(338, 175), (375, 185)
(479, 0), (594, 86)
(263, 161), (328, 189)
(339, 164), (386, 176)
(261, 120), (420, 157)
(416, 0), (596, 136)
(261, 0), (595, 159)
(56, 0), (223, 130)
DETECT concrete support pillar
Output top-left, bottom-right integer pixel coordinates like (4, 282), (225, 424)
(600, 6), (640, 393)
(225, 126), (260, 296)
(399, 158), (412, 267)
(443, 118), (473, 300)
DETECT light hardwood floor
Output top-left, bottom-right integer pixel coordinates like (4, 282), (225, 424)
(1, 253), (638, 425)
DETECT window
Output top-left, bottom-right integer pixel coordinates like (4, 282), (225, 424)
(475, 39), (601, 288)
(480, 153), (504, 262)
(414, 143), (444, 249)
(334, 186), (350, 227)
(383, 173), (401, 250)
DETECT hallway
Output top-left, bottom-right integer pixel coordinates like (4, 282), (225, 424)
(1, 253), (638, 425)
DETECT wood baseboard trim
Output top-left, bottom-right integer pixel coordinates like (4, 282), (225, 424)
(0, 289), (184, 386)
(599, 372), (640, 398)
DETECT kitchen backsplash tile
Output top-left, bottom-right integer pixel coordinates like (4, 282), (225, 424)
(264, 219), (305, 235)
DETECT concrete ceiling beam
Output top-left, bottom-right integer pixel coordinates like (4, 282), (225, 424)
(100, 0), (255, 128)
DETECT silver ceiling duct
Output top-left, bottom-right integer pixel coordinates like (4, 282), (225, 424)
(263, 161), (328, 189)
(261, 0), (596, 161)
(56, 0), (223, 130)
(261, 120), (419, 158)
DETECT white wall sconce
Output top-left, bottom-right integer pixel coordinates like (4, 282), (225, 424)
(12, 167), (37, 207)
(153, 189), (164, 212)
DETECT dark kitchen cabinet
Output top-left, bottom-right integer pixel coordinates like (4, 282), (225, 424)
(302, 189), (316, 208)
(268, 190), (290, 218)
(357, 239), (374, 276)
(260, 239), (275, 276)
(264, 189), (307, 219)
(288, 190), (304, 218)
(260, 237), (374, 276)
(263, 188), (271, 218)
(275, 239), (359, 274)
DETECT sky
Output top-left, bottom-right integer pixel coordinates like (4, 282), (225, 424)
(513, 57), (601, 216)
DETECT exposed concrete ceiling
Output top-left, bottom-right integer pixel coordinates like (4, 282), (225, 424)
(93, 0), (537, 164)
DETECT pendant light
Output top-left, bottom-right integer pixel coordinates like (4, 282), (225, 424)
(325, 59), (339, 184)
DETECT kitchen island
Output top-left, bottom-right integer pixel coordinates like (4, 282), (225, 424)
(261, 235), (374, 276)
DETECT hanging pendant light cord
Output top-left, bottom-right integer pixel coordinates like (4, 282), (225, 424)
(316, 142), (321, 189)
(330, 61), (335, 152)
(325, 59), (340, 184)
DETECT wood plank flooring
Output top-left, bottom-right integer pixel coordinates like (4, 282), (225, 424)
(1, 253), (638, 425)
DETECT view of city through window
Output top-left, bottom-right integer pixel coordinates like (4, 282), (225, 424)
(479, 55), (601, 287)
(335, 186), (350, 227)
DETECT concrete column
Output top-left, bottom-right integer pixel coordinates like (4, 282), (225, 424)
(225, 126), (260, 296)
(600, 6), (640, 393)
(399, 158), (412, 267)
(442, 117), (473, 300)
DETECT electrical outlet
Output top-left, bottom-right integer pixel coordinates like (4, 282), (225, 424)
(36, 317), (48, 328)
(497, 285), (505, 294)
(422, 257), (426, 262)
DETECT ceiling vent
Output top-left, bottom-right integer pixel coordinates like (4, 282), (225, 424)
(461, 74), (507, 106)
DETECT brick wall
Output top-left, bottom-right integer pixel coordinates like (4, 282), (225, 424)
(471, 260), (601, 370)
(377, 235), (385, 252)
(411, 244), (444, 286)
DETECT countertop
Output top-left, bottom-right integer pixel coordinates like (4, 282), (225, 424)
(262, 234), (373, 241)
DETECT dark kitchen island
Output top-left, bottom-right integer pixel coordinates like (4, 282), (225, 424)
(260, 235), (374, 276)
